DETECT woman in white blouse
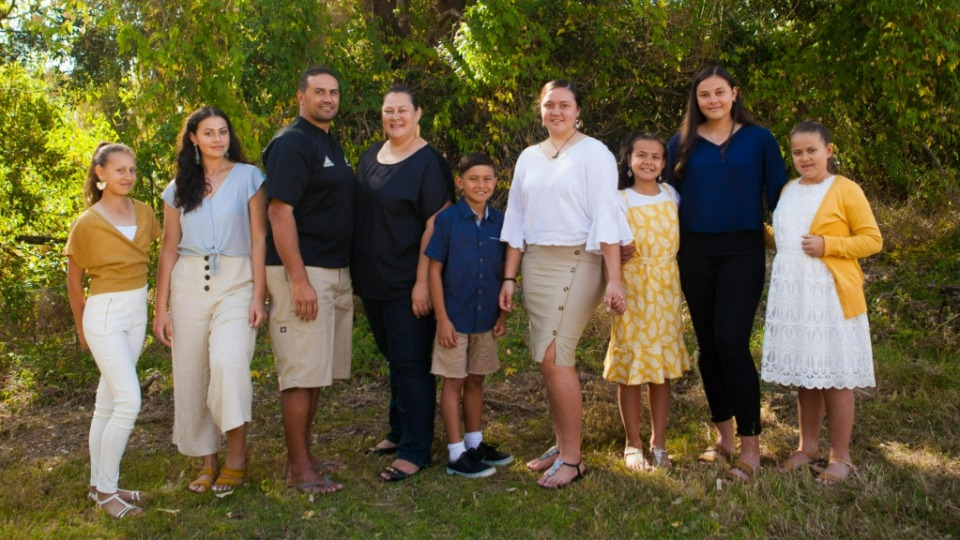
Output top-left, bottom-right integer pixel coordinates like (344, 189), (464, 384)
(499, 80), (631, 488)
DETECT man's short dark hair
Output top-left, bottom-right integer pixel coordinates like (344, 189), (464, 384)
(299, 66), (339, 92)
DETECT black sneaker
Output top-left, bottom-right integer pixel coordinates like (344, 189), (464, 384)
(446, 449), (496, 478)
(473, 442), (514, 466)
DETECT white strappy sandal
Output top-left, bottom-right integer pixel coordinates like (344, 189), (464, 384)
(96, 493), (143, 519)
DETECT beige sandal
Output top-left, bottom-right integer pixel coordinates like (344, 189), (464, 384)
(777, 448), (820, 472)
(698, 443), (733, 464)
(815, 458), (857, 486)
(724, 459), (758, 483)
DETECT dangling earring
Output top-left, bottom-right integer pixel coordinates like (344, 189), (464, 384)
(96, 178), (107, 190)
(627, 169), (633, 178)
(225, 150), (230, 160)
(575, 117), (583, 130)
(194, 144), (200, 164)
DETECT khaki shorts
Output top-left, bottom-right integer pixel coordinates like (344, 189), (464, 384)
(267, 265), (353, 390)
(431, 331), (500, 379)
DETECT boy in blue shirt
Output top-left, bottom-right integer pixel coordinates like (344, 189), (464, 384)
(426, 153), (513, 478)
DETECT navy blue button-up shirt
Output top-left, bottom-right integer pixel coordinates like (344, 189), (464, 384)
(425, 199), (505, 333)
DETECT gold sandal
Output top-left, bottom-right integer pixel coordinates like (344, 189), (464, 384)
(188, 467), (218, 494)
(212, 467), (246, 493)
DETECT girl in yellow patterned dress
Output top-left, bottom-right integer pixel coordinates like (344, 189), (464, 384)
(604, 131), (692, 471)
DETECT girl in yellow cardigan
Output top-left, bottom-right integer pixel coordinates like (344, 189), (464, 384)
(66, 143), (161, 517)
(760, 121), (882, 485)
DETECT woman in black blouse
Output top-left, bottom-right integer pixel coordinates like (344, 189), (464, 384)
(352, 84), (454, 481)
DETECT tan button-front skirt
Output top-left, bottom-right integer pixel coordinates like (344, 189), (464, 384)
(521, 244), (604, 367)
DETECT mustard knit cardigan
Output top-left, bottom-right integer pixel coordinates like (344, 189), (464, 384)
(765, 175), (882, 319)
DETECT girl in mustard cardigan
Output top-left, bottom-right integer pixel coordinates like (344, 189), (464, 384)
(66, 143), (161, 518)
(761, 121), (882, 485)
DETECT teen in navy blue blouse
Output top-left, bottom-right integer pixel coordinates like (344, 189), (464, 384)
(664, 66), (787, 483)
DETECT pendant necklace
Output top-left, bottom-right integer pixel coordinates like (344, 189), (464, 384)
(549, 130), (578, 159)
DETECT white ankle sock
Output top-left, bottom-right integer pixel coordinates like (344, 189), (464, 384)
(448, 441), (466, 462)
(464, 431), (482, 449)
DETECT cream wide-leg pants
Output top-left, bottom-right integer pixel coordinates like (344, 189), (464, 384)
(170, 256), (256, 457)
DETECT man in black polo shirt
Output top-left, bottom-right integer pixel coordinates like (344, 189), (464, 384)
(263, 66), (353, 495)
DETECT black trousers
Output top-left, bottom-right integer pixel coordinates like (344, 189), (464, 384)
(678, 230), (765, 437)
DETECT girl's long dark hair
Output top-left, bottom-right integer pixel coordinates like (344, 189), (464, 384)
(673, 66), (755, 180)
(174, 106), (248, 213)
(618, 131), (667, 190)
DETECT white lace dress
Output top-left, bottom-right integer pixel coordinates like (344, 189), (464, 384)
(761, 176), (875, 389)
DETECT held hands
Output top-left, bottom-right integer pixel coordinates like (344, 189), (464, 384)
(153, 310), (173, 347)
(291, 278), (318, 322)
(436, 318), (458, 348)
(801, 234), (825, 257)
(499, 281), (516, 312)
(411, 281), (433, 318)
(604, 281), (627, 316)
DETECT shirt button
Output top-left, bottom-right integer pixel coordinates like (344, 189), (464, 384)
(204, 285), (210, 291)
(479, 273), (483, 278)
(204, 255), (209, 261)
(205, 275), (211, 280)
(479, 258), (484, 263)
(559, 306), (564, 311)
(552, 330), (558, 336)
(564, 287), (570, 291)
(574, 249), (580, 255)
(204, 265), (210, 271)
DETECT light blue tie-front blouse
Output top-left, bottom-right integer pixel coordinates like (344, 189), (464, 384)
(161, 163), (265, 275)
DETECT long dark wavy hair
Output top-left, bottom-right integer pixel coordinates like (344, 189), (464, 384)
(84, 142), (135, 207)
(618, 130), (667, 190)
(673, 66), (755, 180)
(173, 106), (248, 213)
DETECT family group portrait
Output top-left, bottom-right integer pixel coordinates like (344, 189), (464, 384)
(1, 1), (958, 538)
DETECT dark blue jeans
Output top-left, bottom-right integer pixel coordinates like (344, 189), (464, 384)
(361, 296), (436, 467)
(678, 230), (765, 437)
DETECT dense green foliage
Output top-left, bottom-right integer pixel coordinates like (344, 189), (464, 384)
(1, 0), (958, 330)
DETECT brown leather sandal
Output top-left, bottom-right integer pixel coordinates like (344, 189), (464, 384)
(698, 443), (733, 464)
(724, 459), (758, 483)
(777, 448), (820, 472)
(815, 458), (857, 486)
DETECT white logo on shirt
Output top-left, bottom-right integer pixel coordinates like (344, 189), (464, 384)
(323, 156), (335, 168)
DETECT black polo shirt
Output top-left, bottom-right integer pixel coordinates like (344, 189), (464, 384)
(263, 116), (354, 268)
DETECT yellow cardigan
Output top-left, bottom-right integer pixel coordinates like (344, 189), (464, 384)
(764, 175), (882, 319)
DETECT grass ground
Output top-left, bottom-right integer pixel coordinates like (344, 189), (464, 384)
(0, 317), (958, 539)
(1, 202), (958, 539)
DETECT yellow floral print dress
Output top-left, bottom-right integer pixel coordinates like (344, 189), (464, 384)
(603, 184), (691, 385)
